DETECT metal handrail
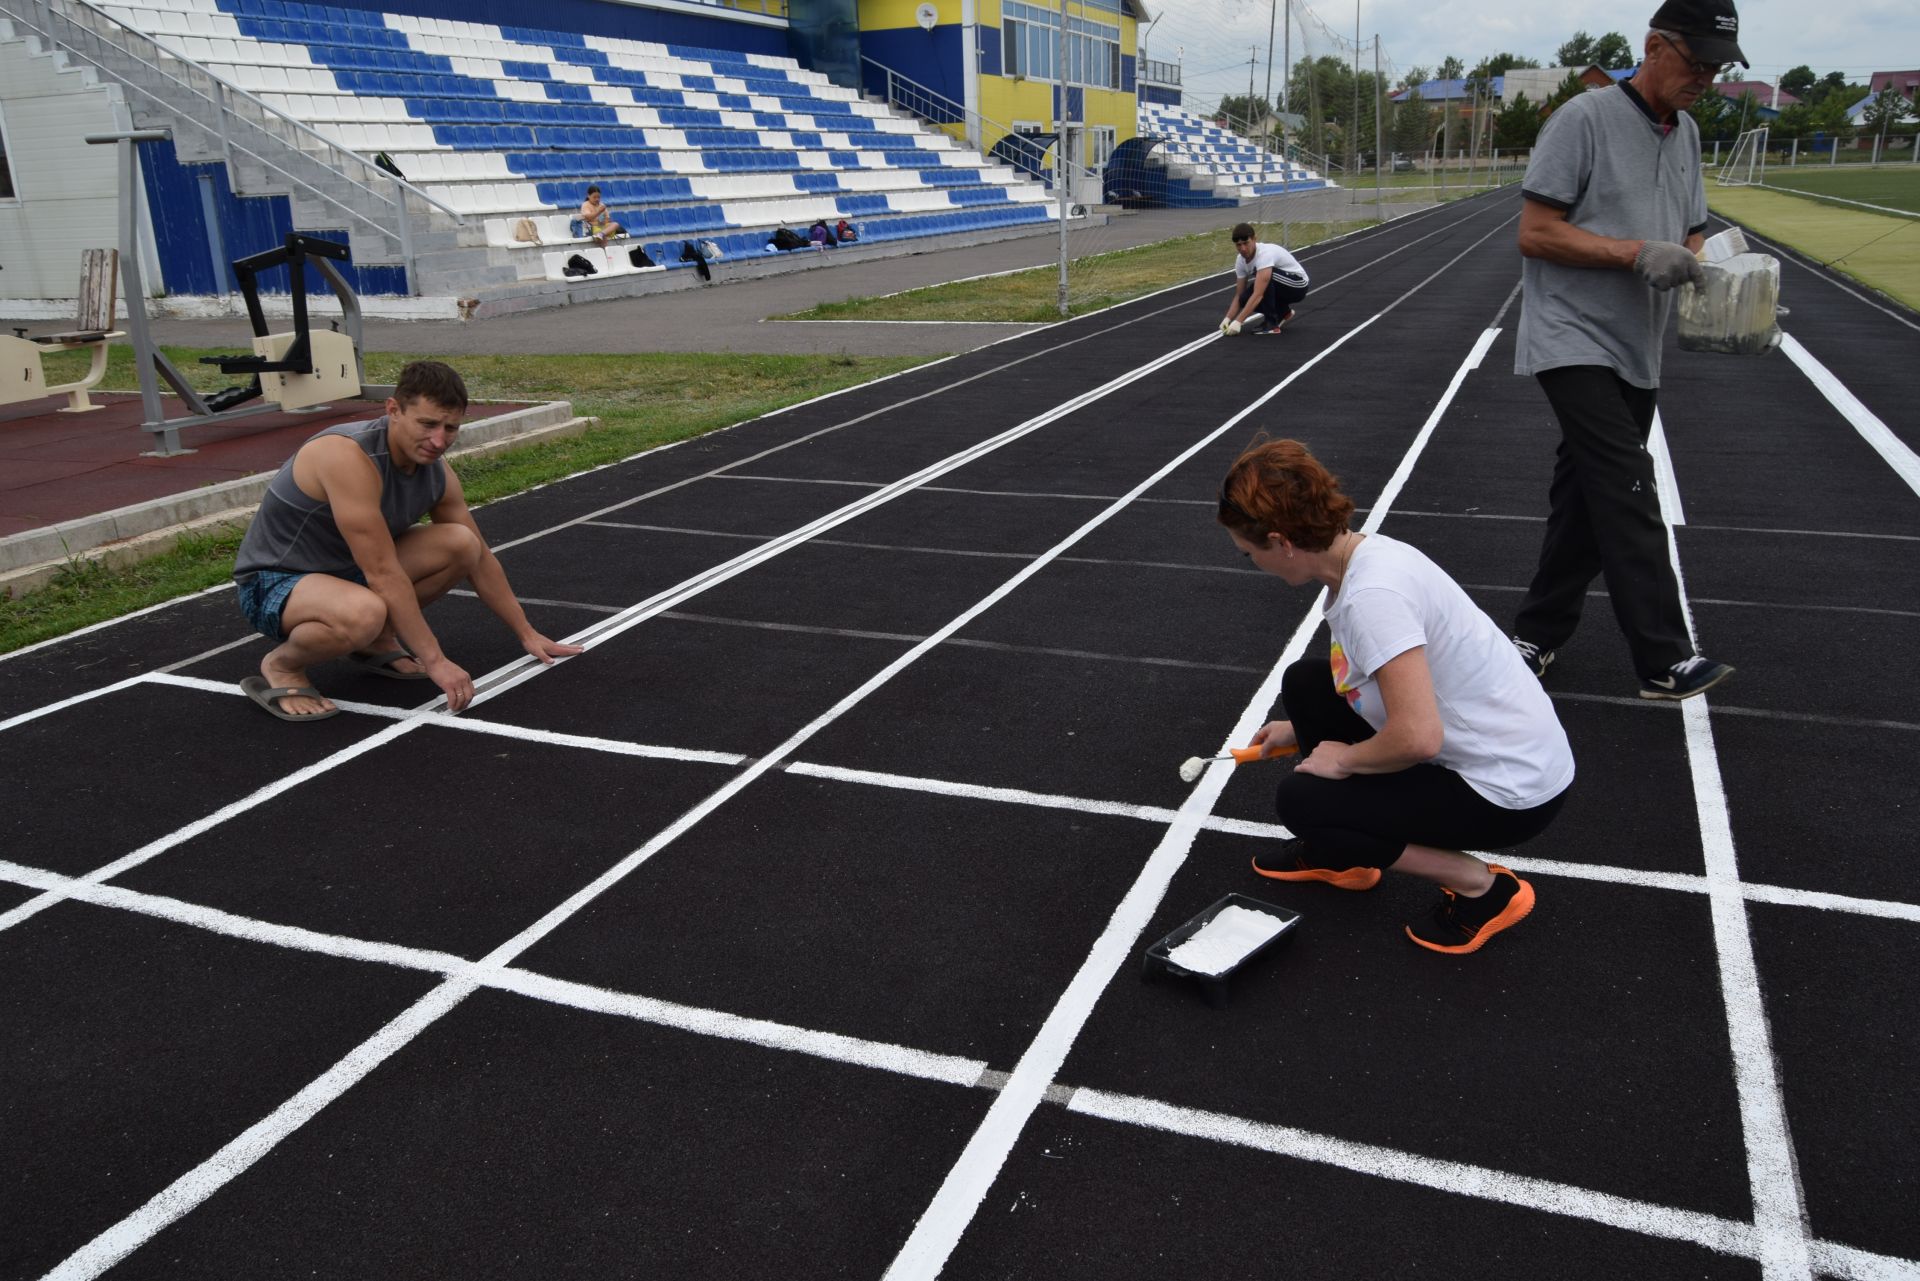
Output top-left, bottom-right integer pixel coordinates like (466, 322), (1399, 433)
(859, 55), (1103, 189)
(0, 0), (465, 260)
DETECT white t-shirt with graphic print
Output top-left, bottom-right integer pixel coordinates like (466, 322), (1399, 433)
(1323, 533), (1574, 810)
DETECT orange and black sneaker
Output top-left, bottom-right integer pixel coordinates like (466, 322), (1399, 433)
(1251, 838), (1381, 891)
(1405, 865), (1535, 954)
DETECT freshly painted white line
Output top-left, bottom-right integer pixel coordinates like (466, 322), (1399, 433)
(143, 672), (750, 766)
(0, 719), (416, 936)
(1780, 332), (1920, 501)
(773, 318), (1047, 326)
(784, 761), (1295, 838)
(0, 857), (984, 1088)
(884, 257), (1518, 1278)
(486, 968), (988, 1086)
(0, 858), (474, 974)
(0, 674), (149, 734)
(1657, 465), (1813, 1278)
(1649, 410), (1687, 526)
(155, 633), (263, 672)
(1065, 1087), (1758, 1258)
(1683, 696), (1815, 1279)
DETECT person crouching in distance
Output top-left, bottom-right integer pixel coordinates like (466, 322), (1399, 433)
(1219, 222), (1311, 336)
(1218, 437), (1575, 953)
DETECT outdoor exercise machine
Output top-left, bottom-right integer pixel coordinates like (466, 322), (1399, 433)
(83, 128), (389, 456)
(0, 249), (124, 414)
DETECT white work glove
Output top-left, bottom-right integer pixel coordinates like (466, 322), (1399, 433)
(1634, 241), (1706, 291)
(1219, 318), (1233, 335)
(1226, 319), (1243, 336)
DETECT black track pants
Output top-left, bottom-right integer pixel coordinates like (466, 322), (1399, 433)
(1235, 273), (1308, 322)
(1513, 365), (1693, 679)
(1273, 658), (1567, 869)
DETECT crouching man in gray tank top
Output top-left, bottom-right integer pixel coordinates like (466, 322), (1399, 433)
(231, 360), (584, 721)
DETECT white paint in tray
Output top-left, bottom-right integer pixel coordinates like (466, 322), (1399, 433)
(1166, 904), (1292, 976)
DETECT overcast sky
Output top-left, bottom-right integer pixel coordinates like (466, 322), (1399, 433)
(1145, 0), (1919, 109)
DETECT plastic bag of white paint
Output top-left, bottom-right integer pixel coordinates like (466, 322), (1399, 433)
(1677, 252), (1783, 356)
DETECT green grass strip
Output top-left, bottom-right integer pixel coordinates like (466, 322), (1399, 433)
(1707, 184), (1920, 310)
(2, 350), (926, 654)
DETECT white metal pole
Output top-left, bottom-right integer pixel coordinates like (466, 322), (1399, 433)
(1056, 0), (1069, 316)
(1374, 36), (1384, 223)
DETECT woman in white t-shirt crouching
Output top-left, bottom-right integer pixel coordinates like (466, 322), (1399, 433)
(1218, 438), (1575, 954)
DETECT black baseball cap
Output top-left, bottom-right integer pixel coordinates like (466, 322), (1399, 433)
(1651, 0), (1749, 67)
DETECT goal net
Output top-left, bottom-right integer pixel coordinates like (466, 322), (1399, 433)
(1716, 127), (1768, 187)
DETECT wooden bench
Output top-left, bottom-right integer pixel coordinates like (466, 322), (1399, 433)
(0, 249), (125, 414)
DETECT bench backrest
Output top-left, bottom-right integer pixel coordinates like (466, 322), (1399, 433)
(76, 249), (119, 333)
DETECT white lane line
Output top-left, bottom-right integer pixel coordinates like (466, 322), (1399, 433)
(1065, 1088), (1758, 1259)
(1779, 332), (1920, 501)
(884, 232), (1517, 1277)
(1684, 696), (1814, 1280)
(783, 761), (1292, 840)
(0, 720), (415, 936)
(0, 857), (987, 1089)
(0, 674), (150, 734)
(1658, 466), (1814, 1278)
(5, 841), (1917, 1280)
(143, 673), (750, 766)
(485, 969), (988, 1087)
(35, 288), (1398, 1281)
(1650, 410), (1687, 526)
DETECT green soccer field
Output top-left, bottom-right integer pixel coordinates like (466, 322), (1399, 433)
(1751, 162), (1920, 214)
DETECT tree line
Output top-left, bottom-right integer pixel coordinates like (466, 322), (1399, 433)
(1206, 31), (1908, 159)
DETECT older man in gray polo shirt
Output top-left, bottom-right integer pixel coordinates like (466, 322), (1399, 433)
(1509, 0), (1745, 701)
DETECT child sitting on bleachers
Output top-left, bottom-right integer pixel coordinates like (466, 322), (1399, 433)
(576, 185), (625, 247)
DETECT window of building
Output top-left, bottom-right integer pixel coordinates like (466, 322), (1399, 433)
(1001, 4), (1119, 89)
(1088, 125), (1116, 168)
(0, 105), (17, 200)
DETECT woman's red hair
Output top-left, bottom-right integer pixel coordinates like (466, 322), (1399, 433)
(1217, 436), (1355, 551)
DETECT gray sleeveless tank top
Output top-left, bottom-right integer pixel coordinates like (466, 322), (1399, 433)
(233, 417), (447, 584)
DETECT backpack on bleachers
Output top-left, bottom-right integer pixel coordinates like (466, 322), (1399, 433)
(512, 218), (542, 246)
(373, 151), (406, 181)
(629, 245), (656, 268)
(562, 253), (597, 278)
(680, 240), (713, 282)
(772, 227), (808, 251)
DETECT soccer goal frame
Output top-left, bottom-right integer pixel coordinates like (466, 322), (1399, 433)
(1717, 127), (1768, 187)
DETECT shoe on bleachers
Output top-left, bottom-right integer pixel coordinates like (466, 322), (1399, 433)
(1639, 655), (1733, 701)
(1405, 866), (1534, 954)
(1511, 635), (1554, 679)
(1251, 838), (1380, 891)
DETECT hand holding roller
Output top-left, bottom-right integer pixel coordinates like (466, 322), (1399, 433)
(1178, 740), (1299, 784)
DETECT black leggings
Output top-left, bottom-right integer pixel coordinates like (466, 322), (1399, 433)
(1236, 274), (1309, 320)
(1273, 657), (1567, 869)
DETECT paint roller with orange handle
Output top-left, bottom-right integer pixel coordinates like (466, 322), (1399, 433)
(1178, 739), (1299, 784)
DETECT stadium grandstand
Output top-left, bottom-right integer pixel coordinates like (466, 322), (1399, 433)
(1133, 102), (1328, 205)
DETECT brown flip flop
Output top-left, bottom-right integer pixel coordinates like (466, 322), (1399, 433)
(240, 676), (340, 722)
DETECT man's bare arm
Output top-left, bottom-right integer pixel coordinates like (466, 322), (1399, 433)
(1517, 197), (1642, 270)
(431, 469), (585, 664)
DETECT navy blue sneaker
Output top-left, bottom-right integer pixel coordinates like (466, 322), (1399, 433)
(1639, 655), (1734, 701)
(1511, 636), (1554, 679)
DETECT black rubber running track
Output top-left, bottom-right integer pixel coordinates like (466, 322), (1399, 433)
(3, 188), (1916, 1280)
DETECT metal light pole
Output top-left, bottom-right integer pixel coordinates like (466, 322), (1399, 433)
(1056, 0), (1069, 316)
(1374, 35), (1384, 223)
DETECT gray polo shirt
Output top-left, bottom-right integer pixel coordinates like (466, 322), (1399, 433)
(1515, 83), (1708, 389)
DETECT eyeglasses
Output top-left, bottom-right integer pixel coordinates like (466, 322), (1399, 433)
(1655, 31), (1725, 79)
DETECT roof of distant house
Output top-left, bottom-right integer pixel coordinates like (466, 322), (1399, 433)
(1713, 80), (1801, 107)
(1868, 70), (1920, 95)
